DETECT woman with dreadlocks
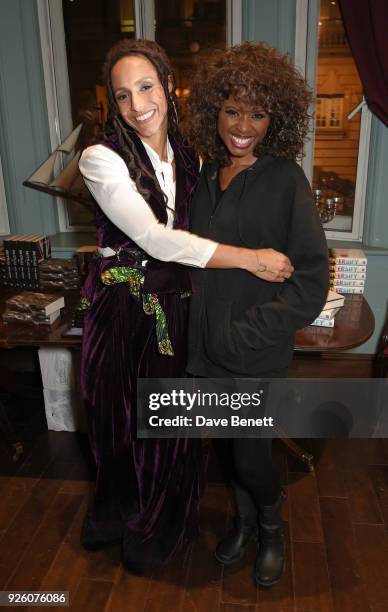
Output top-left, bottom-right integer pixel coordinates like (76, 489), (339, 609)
(78, 38), (293, 574)
(185, 42), (329, 586)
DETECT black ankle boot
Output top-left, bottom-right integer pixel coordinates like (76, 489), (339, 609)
(215, 482), (257, 564)
(255, 494), (285, 587)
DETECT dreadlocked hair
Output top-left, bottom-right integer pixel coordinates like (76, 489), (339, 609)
(102, 38), (180, 205)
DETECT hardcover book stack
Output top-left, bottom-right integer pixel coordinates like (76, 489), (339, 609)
(310, 289), (345, 328)
(2, 292), (65, 326)
(329, 248), (367, 295)
(2, 234), (51, 289)
(39, 257), (80, 291)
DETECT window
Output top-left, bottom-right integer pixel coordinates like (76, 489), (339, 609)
(154, 0), (227, 125)
(0, 153), (10, 234)
(296, 0), (371, 240)
(315, 95), (344, 131)
(38, 0), (240, 232)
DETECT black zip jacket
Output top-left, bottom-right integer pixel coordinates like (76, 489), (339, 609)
(187, 155), (329, 377)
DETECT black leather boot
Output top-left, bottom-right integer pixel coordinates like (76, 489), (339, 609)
(215, 482), (258, 564)
(255, 494), (285, 587)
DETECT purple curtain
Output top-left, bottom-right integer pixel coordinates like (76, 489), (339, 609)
(338, 0), (388, 127)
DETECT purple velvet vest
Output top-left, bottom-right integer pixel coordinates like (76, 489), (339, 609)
(87, 129), (200, 295)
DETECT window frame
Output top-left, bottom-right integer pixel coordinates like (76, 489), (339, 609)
(0, 152), (10, 234)
(36, 0), (241, 232)
(295, 0), (371, 241)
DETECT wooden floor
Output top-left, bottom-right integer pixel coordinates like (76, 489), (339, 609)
(0, 354), (387, 611)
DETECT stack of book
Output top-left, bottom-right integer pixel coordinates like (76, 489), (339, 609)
(39, 258), (80, 291)
(329, 248), (367, 294)
(2, 234), (51, 289)
(310, 290), (345, 328)
(2, 292), (65, 326)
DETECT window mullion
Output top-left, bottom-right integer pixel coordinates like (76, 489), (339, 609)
(37, 0), (72, 232)
(134, 0), (155, 40)
(295, 0), (319, 184)
(227, 0), (242, 46)
(351, 105), (371, 240)
(0, 154), (10, 234)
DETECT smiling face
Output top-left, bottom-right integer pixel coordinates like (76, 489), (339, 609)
(111, 54), (171, 149)
(217, 95), (271, 165)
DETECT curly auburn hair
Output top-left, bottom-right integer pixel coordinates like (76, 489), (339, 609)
(102, 38), (180, 203)
(185, 42), (312, 164)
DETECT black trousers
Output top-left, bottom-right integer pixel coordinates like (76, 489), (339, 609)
(226, 368), (287, 507)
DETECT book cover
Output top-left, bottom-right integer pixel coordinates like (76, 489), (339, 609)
(310, 317), (335, 328)
(9, 236), (21, 267)
(329, 271), (366, 280)
(317, 306), (341, 321)
(20, 235), (34, 284)
(30, 235), (47, 265)
(322, 290), (345, 310)
(332, 285), (364, 294)
(0, 248), (7, 287)
(5, 292), (65, 316)
(329, 264), (367, 273)
(329, 248), (367, 266)
(330, 278), (365, 287)
(5, 235), (22, 287)
(2, 308), (61, 326)
(2, 237), (13, 286)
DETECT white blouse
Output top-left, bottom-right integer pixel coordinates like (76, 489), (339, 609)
(79, 139), (218, 268)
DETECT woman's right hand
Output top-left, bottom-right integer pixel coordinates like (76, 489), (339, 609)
(249, 248), (294, 282)
(206, 245), (293, 282)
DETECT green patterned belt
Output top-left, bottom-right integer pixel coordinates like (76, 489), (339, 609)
(81, 266), (189, 356)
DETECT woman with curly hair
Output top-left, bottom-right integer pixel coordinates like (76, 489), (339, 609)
(185, 42), (329, 586)
(78, 38), (293, 575)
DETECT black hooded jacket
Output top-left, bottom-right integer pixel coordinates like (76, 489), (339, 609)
(187, 155), (329, 377)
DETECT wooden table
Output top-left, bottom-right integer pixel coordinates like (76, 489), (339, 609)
(295, 294), (375, 352)
(0, 290), (81, 349)
(0, 290), (376, 468)
(0, 290), (376, 352)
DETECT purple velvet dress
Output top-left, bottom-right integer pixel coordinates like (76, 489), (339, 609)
(79, 131), (202, 574)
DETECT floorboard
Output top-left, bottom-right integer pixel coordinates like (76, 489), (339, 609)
(0, 354), (386, 610)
